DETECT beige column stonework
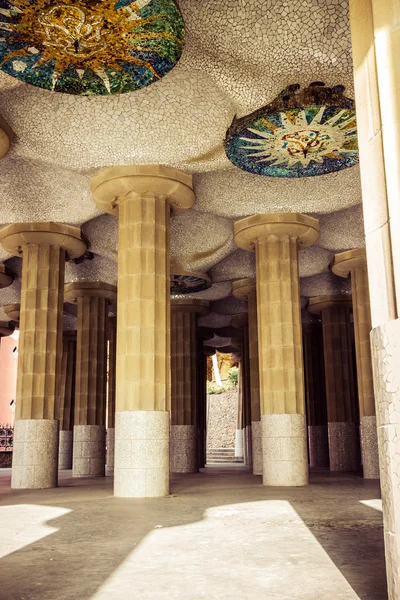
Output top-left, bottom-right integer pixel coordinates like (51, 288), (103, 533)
(332, 249), (379, 479)
(170, 299), (209, 474)
(234, 213), (319, 486)
(308, 296), (359, 472)
(58, 332), (76, 470)
(65, 282), (116, 478)
(91, 166), (195, 497)
(0, 223), (86, 489)
(4, 303), (20, 322)
(107, 316), (117, 470)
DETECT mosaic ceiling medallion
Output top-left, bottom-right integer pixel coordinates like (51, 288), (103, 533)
(225, 83), (358, 178)
(0, 0), (184, 95)
(170, 273), (211, 296)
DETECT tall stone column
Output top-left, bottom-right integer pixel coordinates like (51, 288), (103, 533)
(58, 331), (76, 470)
(65, 282), (116, 478)
(232, 313), (252, 468)
(308, 295), (359, 472)
(302, 320), (329, 468)
(332, 249), (379, 478)
(170, 299), (209, 474)
(233, 279), (261, 475)
(234, 214), (319, 486)
(0, 223), (86, 489)
(106, 316), (117, 470)
(91, 166), (195, 497)
(197, 330), (212, 469)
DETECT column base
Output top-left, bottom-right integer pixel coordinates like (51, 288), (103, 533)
(58, 430), (73, 470)
(114, 411), (169, 498)
(12, 419), (59, 489)
(360, 416), (380, 479)
(262, 414), (308, 486)
(328, 422), (359, 472)
(170, 425), (198, 473)
(106, 428), (115, 470)
(252, 421), (262, 475)
(73, 425), (105, 478)
(308, 425), (329, 468)
(234, 429), (244, 458)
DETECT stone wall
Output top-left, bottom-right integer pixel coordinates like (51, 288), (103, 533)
(206, 390), (238, 448)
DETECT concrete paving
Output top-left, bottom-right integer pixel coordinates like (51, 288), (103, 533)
(0, 467), (387, 600)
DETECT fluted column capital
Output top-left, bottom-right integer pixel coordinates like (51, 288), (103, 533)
(0, 264), (13, 289)
(232, 277), (256, 301)
(171, 298), (210, 315)
(331, 248), (367, 278)
(308, 294), (353, 314)
(0, 222), (87, 260)
(91, 165), (195, 216)
(64, 281), (117, 304)
(3, 303), (20, 321)
(234, 213), (319, 252)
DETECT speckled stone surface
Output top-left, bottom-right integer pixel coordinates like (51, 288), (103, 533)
(308, 425), (329, 469)
(170, 425), (198, 474)
(114, 411), (169, 498)
(252, 420), (262, 476)
(328, 422), (359, 472)
(360, 416), (380, 480)
(73, 425), (106, 478)
(261, 414), (308, 487)
(58, 430), (73, 471)
(106, 428), (115, 470)
(11, 419), (59, 489)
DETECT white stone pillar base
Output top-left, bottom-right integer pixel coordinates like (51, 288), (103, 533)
(72, 425), (105, 478)
(114, 411), (169, 498)
(308, 425), (329, 468)
(12, 419), (59, 489)
(58, 430), (73, 470)
(170, 425), (198, 473)
(262, 414), (308, 486)
(245, 426), (253, 469)
(360, 416), (380, 479)
(234, 429), (244, 457)
(106, 428), (115, 470)
(327, 422), (359, 472)
(252, 421), (262, 475)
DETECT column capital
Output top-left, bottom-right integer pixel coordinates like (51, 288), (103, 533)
(232, 277), (255, 301)
(64, 281), (117, 304)
(171, 298), (210, 315)
(308, 294), (353, 315)
(231, 313), (248, 330)
(0, 265), (13, 289)
(234, 213), (319, 252)
(0, 114), (14, 160)
(331, 248), (367, 278)
(0, 222), (87, 260)
(4, 303), (20, 321)
(91, 165), (195, 216)
(0, 320), (14, 337)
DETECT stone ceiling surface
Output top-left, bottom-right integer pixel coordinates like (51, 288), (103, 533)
(0, 0), (365, 311)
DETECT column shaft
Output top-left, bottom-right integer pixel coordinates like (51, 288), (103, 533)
(248, 292), (261, 475)
(106, 317), (116, 469)
(58, 335), (76, 469)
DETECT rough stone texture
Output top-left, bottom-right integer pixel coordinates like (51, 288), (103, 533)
(58, 430), (73, 471)
(308, 425), (329, 469)
(252, 420), (262, 475)
(170, 425), (198, 474)
(114, 411), (169, 498)
(11, 419), (59, 489)
(262, 414), (308, 487)
(73, 425), (106, 478)
(328, 422), (359, 472)
(206, 391), (237, 449)
(360, 416), (380, 479)
(106, 428), (115, 470)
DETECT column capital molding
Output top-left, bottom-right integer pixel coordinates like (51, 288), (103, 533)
(0, 264), (13, 289)
(232, 277), (255, 301)
(234, 213), (319, 252)
(91, 165), (195, 217)
(231, 312), (248, 330)
(4, 303), (20, 321)
(0, 114), (14, 161)
(64, 281), (117, 304)
(171, 298), (210, 315)
(331, 247), (367, 278)
(0, 320), (14, 337)
(308, 294), (353, 315)
(0, 222), (87, 260)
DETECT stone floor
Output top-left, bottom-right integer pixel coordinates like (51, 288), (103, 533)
(0, 467), (387, 600)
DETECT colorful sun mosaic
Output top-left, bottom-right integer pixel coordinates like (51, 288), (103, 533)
(0, 0), (184, 95)
(225, 83), (359, 178)
(170, 274), (211, 296)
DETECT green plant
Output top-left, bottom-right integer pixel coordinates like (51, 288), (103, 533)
(207, 381), (224, 395)
(228, 366), (239, 387)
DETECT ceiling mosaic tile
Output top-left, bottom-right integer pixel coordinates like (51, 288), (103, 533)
(170, 273), (211, 296)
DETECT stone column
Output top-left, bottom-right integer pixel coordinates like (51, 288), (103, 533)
(308, 295), (359, 472)
(91, 166), (195, 497)
(233, 278), (262, 475)
(170, 299), (209, 473)
(332, 249), (379, 478)
(4, 303), (20, 322)
(234, 214), (319, 486)
(106, 316), (117, 470)
(302, 320), (329, 468)
(58, 332), (76, 470)
(232, 313), (252, 468)
(0, 264), (13, 289)
(65, 282), (116, 478)
(0, 223), (86, 489)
